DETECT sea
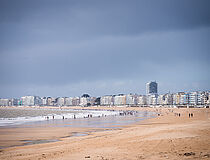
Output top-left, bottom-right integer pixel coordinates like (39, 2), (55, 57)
(0, 107), (156, 128)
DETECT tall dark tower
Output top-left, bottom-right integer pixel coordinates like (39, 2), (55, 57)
(146, 81), (158, 95)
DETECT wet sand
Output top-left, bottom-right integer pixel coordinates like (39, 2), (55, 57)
(0, 107), (210, 160)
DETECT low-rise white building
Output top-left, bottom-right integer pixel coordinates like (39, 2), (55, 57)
(0, 99), (9, 106)
(11, 98), (18, 106)
(34, 96), (41, 106)
(65, 97), (73, 106)
(164, 93), (173, 105)
(147, 94), (157, 105)
(40, 97), (47, 106)
(126, 94), (135, 105)
(21, 96), (35, 106)
(172, 92), (185, 105)
(114, 95), (126, 106)
(100, 95), (113, 106)
(72, 97), (80, 106)
(57, 97), (65, 106)
(80, 97), (89, 106)
(136, 95), (147, 106)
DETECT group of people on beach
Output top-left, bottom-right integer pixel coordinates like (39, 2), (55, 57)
(45, 115), (76, 120)
(156, 108), (195, 118)
(45, 115), (55, 120)
(119, 110), (138, 116)
(174, 112), (194, 118)
(189, 113), (194, 118)
(45, 113), (110, 120)
(44, 110), (137, 120)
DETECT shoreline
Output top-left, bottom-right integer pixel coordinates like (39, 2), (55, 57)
(0, 107), (210, 159)
(0, 106), (155, 128)
(0, 107), (156, 149)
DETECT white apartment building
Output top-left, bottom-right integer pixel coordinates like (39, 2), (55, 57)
(189, 92), (198, 105)
(64, 97), (73, 106)
(41, 97), (47, 106)
(0, 99), (9, 106)
(126, 94), (135, 105)
(147, 94), (157, 105)
(72, 97), (80, 106)
(157, 94), (164, 105)
(114, 95), (126, 106)
(57, 97), (65, 106)
(80, 97), (88, 106)
(164, 93), (173, 105)
(21, 96), (35, 106)
(100, 96), (113, 106)
(136, 95), (147, 106)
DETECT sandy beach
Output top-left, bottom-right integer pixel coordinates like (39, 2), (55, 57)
(0, 107), (210, 160)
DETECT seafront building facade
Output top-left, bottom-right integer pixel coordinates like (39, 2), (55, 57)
(0, 81), (209, 107)
(100, 96), (113, 106)
(57, 97), (65, 106)
(114, 95), (126, 106)
(64, 97), (73, 106)
(126, 94), (136, 105)
(0, 91), (209, 108)
(0, 99), (10, 106)
(136, 95), (147, 106)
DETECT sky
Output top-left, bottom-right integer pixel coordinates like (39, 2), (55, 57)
(0, 0), (210, 98)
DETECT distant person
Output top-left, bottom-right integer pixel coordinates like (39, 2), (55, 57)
(191, 113), (193, 117)
(63, 116), (64, 119)
(179, 113), (180, 117)
(189, 113), (191, 118)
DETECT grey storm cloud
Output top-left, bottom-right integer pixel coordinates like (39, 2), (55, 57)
(0, 0), (210, 98)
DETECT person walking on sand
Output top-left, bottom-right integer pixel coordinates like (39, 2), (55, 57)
(189, 113), (191, 118)
(191, 113), (193, 117)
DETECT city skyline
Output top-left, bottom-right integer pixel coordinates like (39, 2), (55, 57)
(0, 78), (210, 107)
(1, 0), (210, 98)
(0, 80), (210, 99)
(0, 89), (209, 107)
(0, 81), (210, 99)
(1, 80), (210, 99)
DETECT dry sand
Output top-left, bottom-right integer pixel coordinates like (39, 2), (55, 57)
(0, 107), (210, 160)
